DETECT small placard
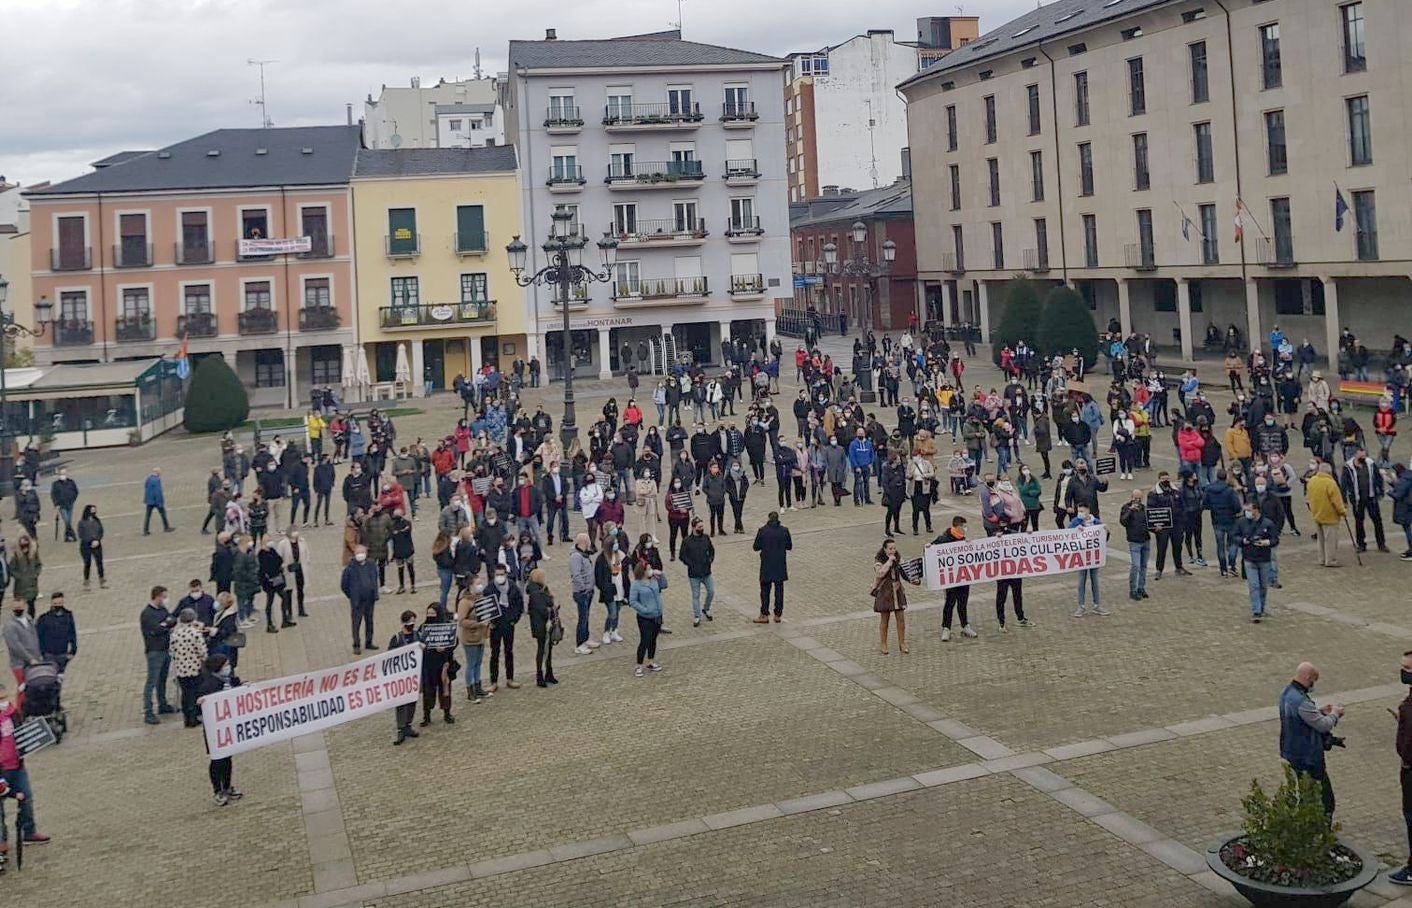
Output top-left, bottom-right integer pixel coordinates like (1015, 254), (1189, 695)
(1147, 507), (1173, 531)
(418, 622), (458, 649)
(670, 491), (693, 513)
(898, 557), (924, 583)
(471, 595), (502, 623)
(1095, 456), (1117, 476)
(14, 716), (57, 756)
(471, 476), (492, 496)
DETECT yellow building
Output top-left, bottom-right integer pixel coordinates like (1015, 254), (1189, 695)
(352, 146), (525, 394)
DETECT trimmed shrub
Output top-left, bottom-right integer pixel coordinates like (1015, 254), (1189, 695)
(991, 279), (1045, 365)
(183, 355), (249, 433)
(1037, 286), (1099, 367)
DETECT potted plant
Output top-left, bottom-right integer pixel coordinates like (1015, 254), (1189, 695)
(1206, 765), (1377, 907)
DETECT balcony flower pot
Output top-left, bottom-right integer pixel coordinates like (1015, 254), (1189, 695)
(1205, 766), (1378, 908)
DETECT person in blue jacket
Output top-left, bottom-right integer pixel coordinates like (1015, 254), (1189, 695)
(626, 562), (664, 678)
(847, 429), (876, 506)
(143, 467), (173, 535)
(1201, 469), (1243, 577)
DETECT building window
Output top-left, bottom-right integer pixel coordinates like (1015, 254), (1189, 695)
(667, 85), (694, 117)
(1190, 41), (1209, 103)
(991, 222), (1004, 270)
(121, 287), (150, 319)
(1128, 58), (1146, 115)
(1353, 190), (1377, 260)
(724, 84), (749, 117)
(254, 349), (285, 389)
(1265, 110), (1287, 175)
(460, 273), (488, 302)
(615, 261), (641, 296)
(1342, 3), (1366, 73)
(241, 208), (268, 239)
(59, 290), (88, 323)
(244, 280), (272, 310)
(952, 224), (965, 269)
(301, 207), (330, 256)
(387, 208), (417, 253)
(1132, 133), (1150, 191)
(1271, 197), (1294, 263)
(118, 213), (148, 266)
(1194, 122), (1214, 183)
(1136, 209), (1155, 266)
(949, 164), (961, 211)
(1074, 71), (1090, 126)
(1347, 95), (1372, 165)
(183, 284), (211, 314)
(1082, 214), (1098, 267)
(1260, 23), (1282, 89)
(1199, 203), (1219, 264)
(1078, 142), (1094, 196)
(983, 95), (997, 143)
(180, 211), (209, 262)
(304, 277), (331, 308)
(311, 347), (341, 386)
(987, 158), (1000, 206)
(1034, 218), (1049, 270)
(946, 105), (958, 151)
(1026, 84), (1041, 135)
(390, 276), (419, 309)
(1030, 150), (1044, 202)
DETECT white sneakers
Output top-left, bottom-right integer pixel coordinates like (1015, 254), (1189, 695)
(602, 632), (613, 645)
(610, 630), (624, 643)
(574, 644), (592, 655)
(940, 627), (951, 642)
(585, 639), (601, 649)
(961, 625), (978, 638)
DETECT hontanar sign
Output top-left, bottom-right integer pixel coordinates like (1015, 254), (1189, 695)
(200, 644), (423, 758)
(924, 526), (1107, 590)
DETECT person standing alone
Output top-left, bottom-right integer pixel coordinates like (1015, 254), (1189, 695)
(752, 511), (792, 623)
(143, 468), (173, 535)
(1278, 661), (1342, 816)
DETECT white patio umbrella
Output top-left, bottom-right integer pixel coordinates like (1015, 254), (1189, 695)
(356, 347), (373, 398)
(340, 345), (357, 390)
(394, 342), (412, 385)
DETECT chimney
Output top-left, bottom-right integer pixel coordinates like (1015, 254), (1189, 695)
(900, 147), (911, 179)
(545, 27), (557, 40)
(346, 103), (354, 126)
(822, 185), (839, 196)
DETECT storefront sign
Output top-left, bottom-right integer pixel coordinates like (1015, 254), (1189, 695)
(568, 316), (636, 330)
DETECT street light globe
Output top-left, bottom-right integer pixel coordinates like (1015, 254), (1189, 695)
(882, 239), (897, 263)
(597, 232), (619, 270)
(851, 221), (867, 244)
(0, 276), (8, 308)
(505, 236), (528, 275)
(822, 241), (838, 265)
(33, 296), (53, 324)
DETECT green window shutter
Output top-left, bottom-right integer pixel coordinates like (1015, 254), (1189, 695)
(456, 205), (486, 251)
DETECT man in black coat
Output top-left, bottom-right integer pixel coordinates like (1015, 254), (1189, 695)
(209, 532), (236, 594)
(752, 511), (793, 623)
(50, 468), (79, 542)
(340, 546), (381, 654)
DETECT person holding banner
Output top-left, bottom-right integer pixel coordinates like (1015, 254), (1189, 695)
(390, 612), (421, 745)
(194, 654), (243, 805)
(992, 525), (1034, 632)
(1068, 506), (1110, 617)
(933, 517), (977, 642)
(873, 539), (918, 654)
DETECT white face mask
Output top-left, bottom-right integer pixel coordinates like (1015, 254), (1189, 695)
(355, 552), (367, 563)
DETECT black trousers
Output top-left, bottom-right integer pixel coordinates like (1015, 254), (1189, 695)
(350, 601), (375, 646)
(708, 502), (725, 535)
(729, 499), (745, 531)
(535, 634), (554, 679)
(265, 588), (291, 626)
(290, 564), (306, 614)
(911, 498), (933, 533)
(884, 500), (903, 534)
(636, 614), (661, 663)
(490, 621), (516, 683)
(208, 757), (233, 794)
(394, 702), (416, 733)
(759, 580), (784, 616)
(290, 491), (310, 524)
(1401, 765), (1412, 862)
(1353, 499), (1386, 548)
(669, 521), (687, 558)
(179, 675), (202, 724)
(1292, 763), (1336, 816)
(943, 587), (970, 629)
(1154, 530), (1183, 572)
(1182, 514), (1204, 558)
(995, 579), (1025, 625)
(314, 492), (332, 524)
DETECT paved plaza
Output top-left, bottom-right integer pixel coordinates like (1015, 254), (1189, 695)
(6, 344), (1412, 908)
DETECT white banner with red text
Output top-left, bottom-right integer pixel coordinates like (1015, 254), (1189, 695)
(201, 644), (422, 758)
(924, 526), (1107, 590)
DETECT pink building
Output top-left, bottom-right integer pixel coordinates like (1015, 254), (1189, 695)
(26, 126), (359, 407)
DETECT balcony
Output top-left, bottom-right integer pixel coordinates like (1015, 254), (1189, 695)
(238, 308), (280, 335)
(454, 231), (489, 256)
(612, 276), (708, 308)
(113, 242), (153, 269)
(385, 233), (421, 259)
(605, 161), (705, 190)
(543, 106), (584, 133)
(50, 246), (91, 271)
(1021, 248), (1050, 273)
(1255, 236), (1296, 269)
(177, 312), (218, 338)
(1124, 243), (1157, 272)
(379, 301), (496, 330)
(725, 216), (764, 243)
(602, 102), (704, 131)
(298, 234), (335, 259)
(175, 241), (214, 265)
(724, 159), (760, 186)
(299, 306), (342, 331)
(53, 319), (94, 347)
(547, 165), (586, 193)
(720, 101), (759, 126)
(942, 252), (964, 274)
(728, 274), (767, 300)
(612, 218), (708, 248)
(115, 314), (155, 342)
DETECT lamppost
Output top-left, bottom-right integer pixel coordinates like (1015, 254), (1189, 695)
(0, 276), (52, 497)
(506, 209), (618, 447)
(823, 221), (896, 333)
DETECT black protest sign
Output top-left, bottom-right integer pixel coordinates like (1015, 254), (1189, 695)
(1147, 507), (1173, 531)
(14, 717), (56, 756)
(899, 557), (924, 583)
(1095, 457), (1117, 476)
(471, 596), (502, 623)
(418, 622), (458, 649)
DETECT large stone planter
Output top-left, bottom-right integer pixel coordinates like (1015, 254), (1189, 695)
(1205, 834), (1379, 908)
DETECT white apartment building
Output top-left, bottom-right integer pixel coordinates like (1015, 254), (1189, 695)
(506, 29), (792, 379)
(364, 76), (507, 150)
(901, 0), (1411, 363)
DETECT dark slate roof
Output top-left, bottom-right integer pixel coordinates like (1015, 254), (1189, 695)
(899, 0), (1172, 84)
(91, 150), (153, 168)
(353, 146), (518, 178)
(435, 103), (495, 114)
(791, 181), (912, 229)
(30, 126), (361, 196)
(509, 35), (786, 71)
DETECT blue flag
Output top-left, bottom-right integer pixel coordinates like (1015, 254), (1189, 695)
(1334, 188), (1350, 232)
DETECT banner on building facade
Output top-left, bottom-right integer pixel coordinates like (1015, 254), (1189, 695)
(200, 644), (422, 758)
(238, 236), (312, 256)
(924, 526), (1107, 590)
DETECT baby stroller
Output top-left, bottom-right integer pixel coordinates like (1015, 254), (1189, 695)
(22, 661), (66, 743)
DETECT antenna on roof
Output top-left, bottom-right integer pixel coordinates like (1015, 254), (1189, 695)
(474, 48), (483, 80)
(669, 0), (685, 33)
(248, 58), (276, 128)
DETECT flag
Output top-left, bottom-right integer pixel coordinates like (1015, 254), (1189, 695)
(1181, 214), (1193, 242)
(1233, 199), (1245, 244)
(174, 333), (191, 380)
(1334, 187), (1350, 233)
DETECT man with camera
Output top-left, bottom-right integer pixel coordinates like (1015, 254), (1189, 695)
(1278, 661), (1342, 817)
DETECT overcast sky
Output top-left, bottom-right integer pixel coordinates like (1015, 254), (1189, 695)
(0, 0), (1033, 188)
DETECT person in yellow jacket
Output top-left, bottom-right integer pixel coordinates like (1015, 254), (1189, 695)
(1224, 418), (1254, 473)
(1132, 405), (1152, 468)
(1305, 462), (1347, 567)
(306, 410), (327, 458)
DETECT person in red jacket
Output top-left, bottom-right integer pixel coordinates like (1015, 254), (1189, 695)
(0, 679), (50, 855)
(1177, 422), (1206, 475)
(431, 441), (457, 477)
(1375, 399), (1397, 465)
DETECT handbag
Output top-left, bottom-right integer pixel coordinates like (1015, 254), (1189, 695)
(268, 573), (287, 591)
(657, 572), (669, 591)
(550, 614), (565, 646)
(226, 631), (248, 649)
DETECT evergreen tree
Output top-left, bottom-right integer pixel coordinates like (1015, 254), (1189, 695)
(991, 279), (1045, 365)
(183, 355), (249, 433)
(1037, 286), (1099, 367)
